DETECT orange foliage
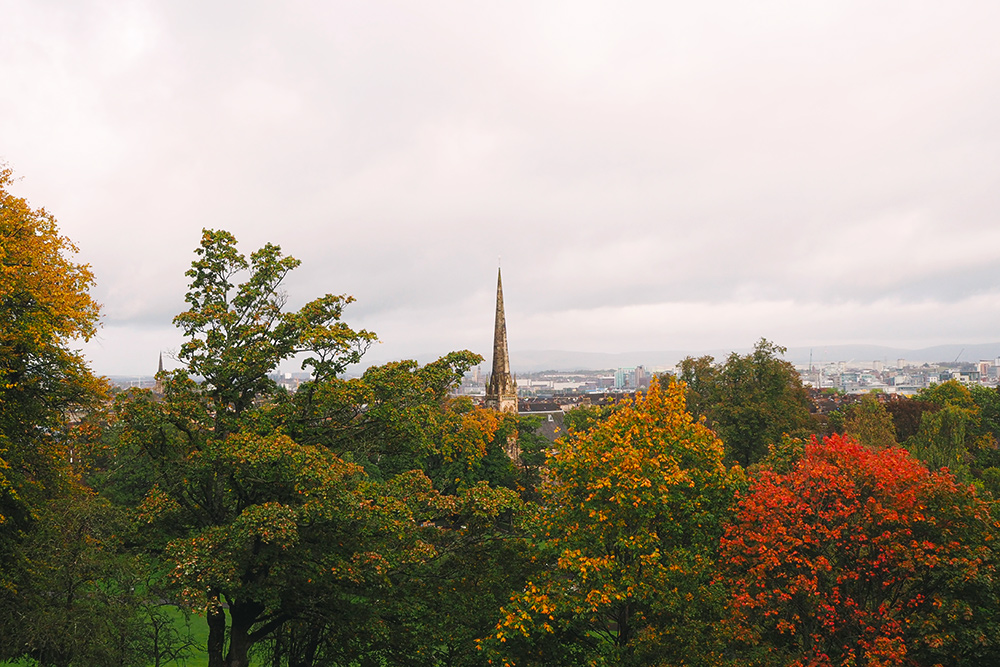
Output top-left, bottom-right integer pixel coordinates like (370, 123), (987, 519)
(721, 434), (1000, 666)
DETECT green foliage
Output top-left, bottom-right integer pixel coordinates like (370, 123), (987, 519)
(670, 339), (817, 466)
(174, 228), (375, 437)
(751, 435), (806, 476)
(514, 416), (550, 501)
(842, 394), (898, 450)
(0, 490), (197, 666)
(281, 350), (523, 493)
(560, 403), (617, 436)
(903, 381), (983, 481)
(93, 230), (532, 667)
(672, 355), (717, 420)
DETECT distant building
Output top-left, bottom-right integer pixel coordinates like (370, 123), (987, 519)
(154, 352), (164, 395)
(614, 367), (635, 390)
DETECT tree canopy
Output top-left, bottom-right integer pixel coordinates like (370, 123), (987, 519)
(0, 165), (102, 535)
(485, 381), (744, 666)
(671, 338), (817, 465)
(721, 434), (1000, 667)
(10, 179), (1000, 667)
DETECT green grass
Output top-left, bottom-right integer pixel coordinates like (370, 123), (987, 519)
(168, 605), (210, 666)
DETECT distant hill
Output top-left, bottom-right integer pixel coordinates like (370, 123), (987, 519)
(503, 344), (1000, 373)
(782, 343), (1000, 366)
(336, 343), (1000, 377)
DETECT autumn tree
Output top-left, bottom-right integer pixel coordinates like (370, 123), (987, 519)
(721, 434), (1000, 667)
(484, 381), (744, 666)
(0, 168), (121, 664)
(0, 166), (102, 551)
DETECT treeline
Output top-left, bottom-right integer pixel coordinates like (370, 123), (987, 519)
(3, 172), (1000, 667)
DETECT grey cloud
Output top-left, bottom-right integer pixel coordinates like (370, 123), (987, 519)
(5, 1), (1000, 374)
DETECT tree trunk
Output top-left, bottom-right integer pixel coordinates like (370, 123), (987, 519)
(207, 593), (226, 667)
(225, 599), (264, 667)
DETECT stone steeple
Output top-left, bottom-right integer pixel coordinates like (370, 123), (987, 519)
(154, 352), (164, 395)
(485, 267), (518, 415)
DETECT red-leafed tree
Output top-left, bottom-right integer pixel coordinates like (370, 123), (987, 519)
(720, 434), (1000, 667)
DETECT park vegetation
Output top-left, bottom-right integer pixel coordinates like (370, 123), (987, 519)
(4, 170), (1000, 666)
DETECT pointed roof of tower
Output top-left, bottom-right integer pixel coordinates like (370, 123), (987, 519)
(158, 352), (164, 375)
(491, 267), (510, 381)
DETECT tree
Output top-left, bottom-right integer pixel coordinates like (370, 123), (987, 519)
(0, 167), (112, 663)
(883, 396), (938, 443)
(0, 165), (102, 549)
(104, 230), (526, 667)
(674, 355), (717, 421)
(720, 434), (1000, 667)
(485, 381), (744, 666)
(0, 489), (197, 667)
(903, 380), (985, 482)
(282, 350), (520, 491)
(667, 339), (817, 466)
(173, 229), (375, 439)
(841, 394), (898, 450)
(105, 230), (384, 667)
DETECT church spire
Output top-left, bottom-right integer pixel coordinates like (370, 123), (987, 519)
(485, 267), (517, 416)
(491, 268), (510, 381)
(154, 352), (165, 395)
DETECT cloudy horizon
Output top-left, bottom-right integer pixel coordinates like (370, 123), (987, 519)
(4, 1), (1000, 376)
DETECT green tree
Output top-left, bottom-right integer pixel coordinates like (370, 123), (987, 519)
(905, 380), (982, 481)
(841, 394), (898, 450)
(561, 402), (617, 436)
(173, 228), (375, 439)
(673, 355), (717, 421)
(968, 385), (1000, 471)
(0, 489), (197, 667)
(103, 230), (526, 667)
(282, 350), (521, 492)
(106, 230), (383, 667)
(667, 339), (816, 465)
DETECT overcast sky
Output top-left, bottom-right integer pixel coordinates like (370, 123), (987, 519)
(4, 1), (1000, 375)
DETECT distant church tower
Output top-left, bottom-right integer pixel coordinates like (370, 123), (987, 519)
(485, 267), (518, 415)
(154, 352), (164, 395)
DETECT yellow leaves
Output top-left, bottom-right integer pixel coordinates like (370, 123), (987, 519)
(0, 167), (99, 350)
(136, 484), (182, 524)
